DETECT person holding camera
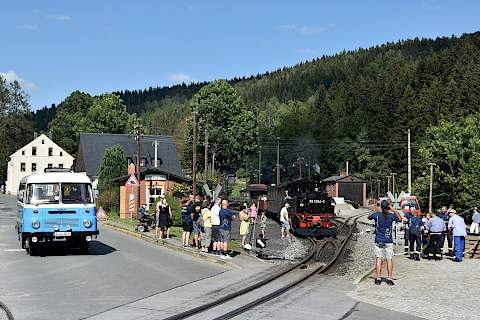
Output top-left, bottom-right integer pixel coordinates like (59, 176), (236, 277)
(368, 200), (402, 286)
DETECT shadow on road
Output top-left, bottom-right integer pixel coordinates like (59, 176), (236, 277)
(31, 240), (117, 257)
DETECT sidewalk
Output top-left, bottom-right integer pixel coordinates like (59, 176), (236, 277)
(351, 247), (480, 320)
(103, 219), (263, 269)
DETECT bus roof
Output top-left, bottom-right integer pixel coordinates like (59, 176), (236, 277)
(20, 172), (92, 184)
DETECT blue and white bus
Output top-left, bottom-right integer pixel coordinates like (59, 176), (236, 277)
(16, 169), (99, 255)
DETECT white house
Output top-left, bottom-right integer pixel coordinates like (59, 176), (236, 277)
(5, 134), (74, 194)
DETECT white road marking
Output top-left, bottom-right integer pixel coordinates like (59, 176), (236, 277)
(3, 249), (24, 252)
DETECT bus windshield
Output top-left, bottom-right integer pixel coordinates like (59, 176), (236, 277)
(27, 183), (60, 204)
(61, 183), (93, 204)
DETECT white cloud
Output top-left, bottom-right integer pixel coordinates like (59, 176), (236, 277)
(47, 14), (71, 21)
(279, 24), (326, 35)
(17, 24), (38, 31)
(168, 73), (191, 82)
(0, 70), (38, 90)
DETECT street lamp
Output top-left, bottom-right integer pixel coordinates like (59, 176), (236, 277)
(292, 157), (308, 179)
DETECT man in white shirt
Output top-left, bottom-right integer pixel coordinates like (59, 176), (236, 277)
(448, 209), (467, 262)
(280, 203), (290, 240)
(210, 198), (221, 255)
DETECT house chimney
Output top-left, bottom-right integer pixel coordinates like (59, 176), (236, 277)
(48, 131), (53, 140)
(33, 132), (38, 139)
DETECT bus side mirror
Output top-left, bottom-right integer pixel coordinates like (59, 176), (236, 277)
(18, 190), (24, 202)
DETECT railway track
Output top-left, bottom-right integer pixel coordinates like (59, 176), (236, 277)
(465, 234), (480, 259)
(163, 212), (369, 320)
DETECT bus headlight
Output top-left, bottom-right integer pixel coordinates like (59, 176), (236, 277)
(83, 219), (92, 228)
(32, 220), (40, 229)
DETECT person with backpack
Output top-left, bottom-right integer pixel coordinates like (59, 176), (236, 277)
(404, 208), (423, 260)
(368, 200), (402, 286)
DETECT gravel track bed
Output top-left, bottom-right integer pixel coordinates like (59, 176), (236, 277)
(326, 221), (375, 281)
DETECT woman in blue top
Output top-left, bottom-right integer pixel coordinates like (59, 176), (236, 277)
(368, 200), (402, 286)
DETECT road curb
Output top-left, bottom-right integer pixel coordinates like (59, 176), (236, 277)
(103, 222), (232, 267)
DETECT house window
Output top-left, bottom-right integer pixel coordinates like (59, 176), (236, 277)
(41, 140), (45, 144)
(59, 164), (64, 168)
(48, 148), (53, 156)
(32, 147), (37, 156)
(21, 163), (26, 172)
(60, 151), (63, 156)
(31, 163), (36, 172)
(21, 150), (25, 155)
(47, 163), (53, 169)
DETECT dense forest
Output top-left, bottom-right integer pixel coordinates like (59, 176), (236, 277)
(30, 31), (480, 209)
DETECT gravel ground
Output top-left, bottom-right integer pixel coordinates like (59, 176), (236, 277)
(326, 221), (376, 281)
(230, 216), (311, 262)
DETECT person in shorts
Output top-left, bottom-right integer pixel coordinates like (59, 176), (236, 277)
(368, 200), (402, 286)
(280, 202), (291, 240)
(219, 199), (233, 259)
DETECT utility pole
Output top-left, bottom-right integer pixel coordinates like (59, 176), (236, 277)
(204, 127), (209, 183)
(154, 139), (158, 168)
(258, 145), (261, 184)
(346, 161), (349, 175)
(386, 175), (391, 193)
(377, 179), (381, 198)
(212, 143), (217, 174)
(391, 173), (397, 197)
(192, 110), (197, 196)
(135, 123), (141, 211)
(428, 162), (436, 214)
(276, 137), (280, 186)
(407, 129), (412, 194)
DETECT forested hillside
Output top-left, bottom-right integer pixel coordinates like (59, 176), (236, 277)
(32, 31), (480, 207)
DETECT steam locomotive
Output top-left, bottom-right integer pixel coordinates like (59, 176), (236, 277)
(266, 178), (337, 237)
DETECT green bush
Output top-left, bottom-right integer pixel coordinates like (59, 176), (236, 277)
(96, 187), (119, 212)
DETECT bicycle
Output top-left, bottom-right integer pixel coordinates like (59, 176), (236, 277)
(0, 301), (13, 320)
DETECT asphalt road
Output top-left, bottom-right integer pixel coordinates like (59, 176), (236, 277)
(0, 194), (226, 320)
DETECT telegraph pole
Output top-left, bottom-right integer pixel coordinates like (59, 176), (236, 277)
(258, 145), (261, 184)
(377, 179), (381, 198)
(391, 173), (397, 197)
(428, 163), (436, 214)
(276, 137), (280, 186)
(135, 123), (141, 210)
(204, 127), (209, 183)
(407, 129), (412, 194)
(346, 161), (349, 175)
(192, 110), (197, 196)
(386, 175), (391, 193)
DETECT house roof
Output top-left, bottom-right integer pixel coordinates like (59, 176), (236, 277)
(322, 175), (366, 183)
(75, 133), (183, 178)
(9, 133), (74, 160)
(112, 167), (191, 184)
(322, 175), (343, 182)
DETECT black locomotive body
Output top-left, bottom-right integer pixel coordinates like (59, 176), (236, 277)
(266, 178), (336, 237)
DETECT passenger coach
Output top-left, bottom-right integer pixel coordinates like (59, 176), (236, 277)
(16, 169), (98, 255)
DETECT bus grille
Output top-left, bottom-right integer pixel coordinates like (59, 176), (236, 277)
(44, 218), (80, 228)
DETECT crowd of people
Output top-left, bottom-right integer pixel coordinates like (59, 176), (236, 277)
(177, 194), (269, 259)
(369, 200), (473, 286)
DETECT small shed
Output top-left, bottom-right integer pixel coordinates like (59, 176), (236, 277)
(323, 175), (367, 206)
(113, 167), (191, 219)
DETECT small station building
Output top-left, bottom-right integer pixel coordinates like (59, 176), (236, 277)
(113, 167), (192, 219)
(322, 174), (367, 206)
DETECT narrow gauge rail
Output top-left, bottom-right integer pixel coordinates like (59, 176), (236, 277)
(163, 212), (369, 320)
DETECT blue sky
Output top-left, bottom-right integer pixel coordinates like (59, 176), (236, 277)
(1, 0), (479, 110)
